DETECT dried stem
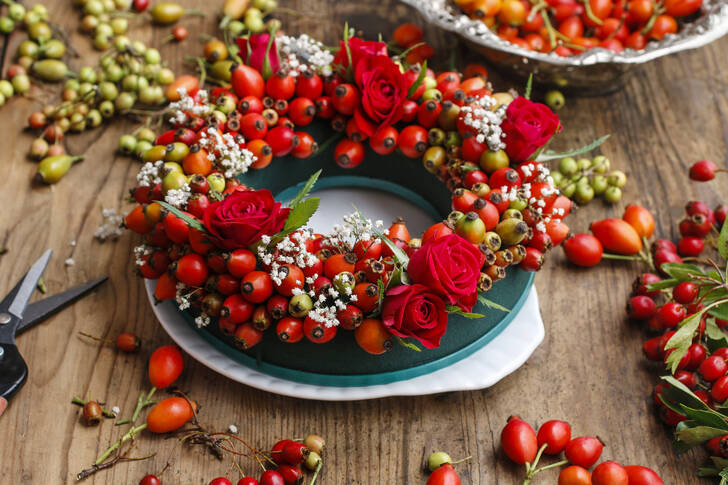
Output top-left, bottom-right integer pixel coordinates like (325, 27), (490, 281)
(71, 397), (117, 419)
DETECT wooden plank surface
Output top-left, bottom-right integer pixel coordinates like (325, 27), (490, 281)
(1, 0), (727, 482)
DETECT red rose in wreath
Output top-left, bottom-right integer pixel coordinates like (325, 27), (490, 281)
(407, 233), (481, 312)
(381, 284), (448, 349)
(202, 189), (289, 250)
(501, 97), (561, 163)
(352, 54), (409, 136)
(332, 37), (388, 70)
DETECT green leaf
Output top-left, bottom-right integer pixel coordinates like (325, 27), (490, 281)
(659, 262), (706, 281)
(719, 218), (728, 260)
(535, 134), (610, 162)
(157, 201), (208, 233)
(524, 74), (533, 100)
(706, 319), (728, 352)
(675, 426), (728, 448)
(407, 60), (427, 99)
(366, 278), (387, 319)
(477, 295), (510, 313)
(664, 310), (708, 373)
(645, 278), (679, 292)
(678, 404), (728, 431)
(286, 169), (321, 209)
(714, 458), (728, 469)
(282, 197), (320, 233)
(711, 303), (728, 321)
(660, 376), (715, 412)
(395, 335), (421, 352)
(698, 467), (720, 478)
(446, 305), (485, 319)
(388, 265), (410, 288)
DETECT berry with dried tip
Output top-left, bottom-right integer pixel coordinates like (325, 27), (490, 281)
(83, 400), (103, 426)
(116, 332), (142, 352)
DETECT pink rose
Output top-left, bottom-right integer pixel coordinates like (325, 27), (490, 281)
(501, 97), (561, 162)
(381, 284), (448, 349)
(237, 33), (280, 78)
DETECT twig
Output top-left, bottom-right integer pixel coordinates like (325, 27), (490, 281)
(94, 423), (147, 465)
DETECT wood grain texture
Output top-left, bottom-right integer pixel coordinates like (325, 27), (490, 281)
(0, 0), (727, 482)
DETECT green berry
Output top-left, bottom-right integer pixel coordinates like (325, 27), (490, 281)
(562, 183), (577, 198)
(557, 157), (577, 176)
(84, 0), (104, 15)
(576, 157), (592, 171)
(550, 171), (564, 186)
(11, 74), (31, 94)
(422, 88), (442, 102)
(133, 140), (152, 158)
(480, 149), (509, 173)
(113, 35), (131, 51)
(8, 3), (26, 22)
(79, 66), (98, 84)
(111, 17), (128, 34)
(227, 19), (245, 36)
(114, 91), (136, 110)
(207, 172), (225, 193)
(574, 184), (595, 205)
(604, 186), (622, 203)
(427, 452), (452, 472)
(93, 33), (112, 50)
(98, 100), (115, 118)
(0, 92), (5, 106)
(0, 80), (14, 98)
(591, 155), (610, 173)
(590, 175), (608, 195)
(607, 170), (627, 188)
(509, 197), (528, 212)
(0, 16), (15, 34)
(544, 89), (565, 110)
(137, 127), (156, 143)
(144, 48), (161, 65)
(17, 40), (39, 59)
(118, 134), (137, 154)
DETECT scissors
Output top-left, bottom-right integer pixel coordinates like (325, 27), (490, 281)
(0, 250), (108, 417)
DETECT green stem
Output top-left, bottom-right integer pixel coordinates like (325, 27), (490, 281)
(94, 423), (147, 465)
(309, 460), (323, 485)
(532, 459), (569, 473)
(602, 253), (644, 262)
(581, 0), (603, 26)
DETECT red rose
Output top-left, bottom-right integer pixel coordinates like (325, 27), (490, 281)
(351, 55), (408, 136)
(407, 234), (481, 312)
(381, 284), (448, 349)
(202, 189), (289, 250)
(237, 33), (280, 78)
(332, 37), (388, 70)
(501, 97), (561, 163)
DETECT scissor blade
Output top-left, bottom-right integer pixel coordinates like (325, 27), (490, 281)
(7, 250), (52, 319)
(16, 276), (109, 336)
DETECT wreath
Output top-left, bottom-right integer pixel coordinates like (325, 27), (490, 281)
(124, 25), (597, 354)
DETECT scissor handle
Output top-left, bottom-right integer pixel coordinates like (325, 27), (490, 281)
(0, 343), (28, 416)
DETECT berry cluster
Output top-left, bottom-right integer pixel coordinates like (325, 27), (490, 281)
(454, 0), (703, 56)
(499, 416), (664, 484)
(138, 434), (326, 485)
(552, 155), (626, 205)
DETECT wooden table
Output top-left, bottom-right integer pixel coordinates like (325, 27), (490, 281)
(1, 0), (727, 482)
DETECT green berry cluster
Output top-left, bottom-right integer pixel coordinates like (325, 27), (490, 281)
(118, 127), (157, 159)
(231, 0), (279, 34)
(551, 155), (626, 205)
(0, 2), (57, 106)
(74, 0), (133, 50)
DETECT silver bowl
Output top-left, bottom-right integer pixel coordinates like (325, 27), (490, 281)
(401, 0), (728, 94)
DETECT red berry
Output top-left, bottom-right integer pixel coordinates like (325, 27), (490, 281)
(672, 281), (698, 304)
(677, 236), (704, 257)
(519, 247), (544, 272)
(687, 343), (707, 370)
(563, 234), (603, 267)
(276, 317), (304, 343)
(674, 370), (697, 389)
(564, 436), (604, 468)
(592, 461), (628, 485)
(689, 160), (718, 181)
(209, 479), (233, 485)
(624, 465), (664, 485)
(711, 375), (728, 403)
(500, 416), (538, 465)
(288, 97), (316, 126)
(139, 475), (161, 485)
(259, 470), (285, 485)
(281, 441), (309, 465)
(303, 316), (337, 343)
(397, 125), (428, 158)
(537, 420), (571, 455)
(334, 139), (365, 168)
(238, 478), (259, 485)
(627, 295), (656, 320)
(265, 126), (298, 157)
(656, 302), (687, 328)
(643, 336), (664, 361)
(174, 253), (209, 287)
(266, 73), (296, 100)
(241, 271), (274, 303)
(332, 83), (360, 115)
(369, 126), (398, 155)
(699, 355), (728, 382)
(633, 273), (661, 297)
(276, 465), (303, 485)
(296, 71), (323, 99)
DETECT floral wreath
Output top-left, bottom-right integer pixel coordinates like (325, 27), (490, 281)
(124, 24), (598, 354)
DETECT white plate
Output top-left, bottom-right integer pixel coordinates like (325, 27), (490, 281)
(145, 281), (544, 401)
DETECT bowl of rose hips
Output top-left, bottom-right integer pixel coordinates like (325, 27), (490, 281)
(401, 0), (728, 94)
